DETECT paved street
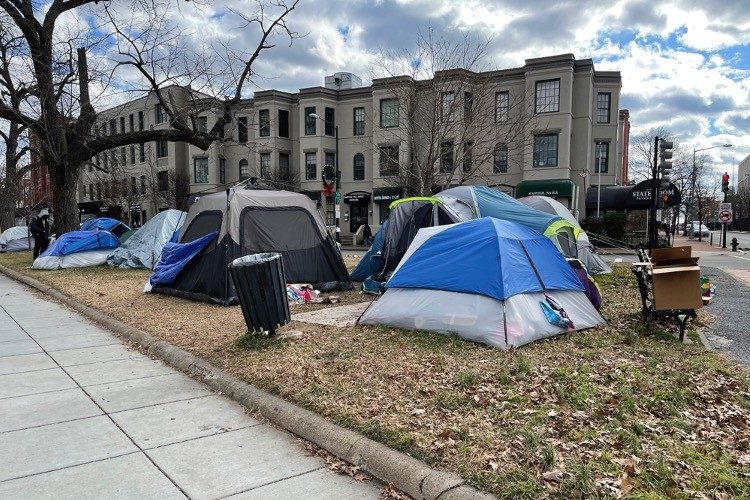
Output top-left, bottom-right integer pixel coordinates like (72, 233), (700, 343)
(0, 275), (380, 500)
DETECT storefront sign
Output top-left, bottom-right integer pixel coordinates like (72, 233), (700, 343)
(373, 186), (403, 203)
(343, 191), (371, 204)
(628, 180), (681, 207)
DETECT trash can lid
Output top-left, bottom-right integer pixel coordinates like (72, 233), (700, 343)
(230, 252), (281, 267)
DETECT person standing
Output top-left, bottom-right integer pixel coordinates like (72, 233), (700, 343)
(362, 223), (373, 246)
(30, 210), (50, 259)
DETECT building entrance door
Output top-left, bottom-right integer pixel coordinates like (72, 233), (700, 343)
(350, 204), (368, 234)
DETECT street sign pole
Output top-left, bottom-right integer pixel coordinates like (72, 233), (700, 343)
(723, 222), (727, 249)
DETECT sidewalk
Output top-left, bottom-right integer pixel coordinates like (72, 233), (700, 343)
(0, 275), (381, 499)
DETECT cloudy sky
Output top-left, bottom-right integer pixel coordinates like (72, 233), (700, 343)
(227, 0), (749, 181)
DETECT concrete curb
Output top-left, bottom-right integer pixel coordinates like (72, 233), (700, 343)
(0, 264), (495, 500)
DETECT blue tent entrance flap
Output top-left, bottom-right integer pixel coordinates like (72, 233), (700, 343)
(150, 232), (218, 286)
(350, 220), (388, 281)
(386, 218), (583, 301)
(41, 230), (121, 257)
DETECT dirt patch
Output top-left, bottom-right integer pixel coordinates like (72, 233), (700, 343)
(2, 251), (749, 499)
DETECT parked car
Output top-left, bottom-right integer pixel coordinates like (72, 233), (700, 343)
(688, 221), (710, 238)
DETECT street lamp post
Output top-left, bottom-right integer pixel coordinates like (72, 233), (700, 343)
(691, 143), (732, 243)
(309, 113), (340, 243)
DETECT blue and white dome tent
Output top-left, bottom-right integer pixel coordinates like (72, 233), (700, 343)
(358, 218), (606, 349)
(32, 230), (121, 270)
(80, 217), (130, 239)
(107, 209), (186, 269)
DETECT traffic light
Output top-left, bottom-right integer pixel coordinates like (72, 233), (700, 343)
(658, 140), (673, 188)
(722, 172), (730, 194)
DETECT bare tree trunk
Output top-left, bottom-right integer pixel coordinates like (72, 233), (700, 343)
(48, 157), (80, 232)
(0, 182), (16, 229)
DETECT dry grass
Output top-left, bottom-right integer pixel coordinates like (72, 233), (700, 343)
(2, 251), (749, 499)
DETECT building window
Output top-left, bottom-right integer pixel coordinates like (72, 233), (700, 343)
(97, 182), (102, 199)
(239, 159), (249, 180)
(325, 196), (335, 226)
(156, 140), (168, 158)
(194, 157), (209, 183)
(305, 152), (317, 180)
(130, 144), (136, 165)
(140, 175), (146, 195)
(209, 158), (219, 186)
(353, 153), (365, 181)
(138, 111), (144, 131)
(596, 92), (611, 123)
(110, 150), (116, 166)
(238, 117), (248, 143)
(89, 184), (94, 200)
(157, 170), (168, 192)
(439, 141), (454, 173)
(594, 141), (609, 173)
(533, 134), (559, 167)
(441, 92), (455, 122)
(155, 104), (166, 124)
(535, 79), (560, 113)
(279, 153), (290, 179)
(120, 147), (126, 166)
(128, 114), (134, 132)
(109, 119), (116, 135)
(379, 146), (399, 176)
(139, 143), (145, 163)
(324, 107), (335, 136)
(379, 98), (398, 128)
(305, 106), (316, 135)
(464, 92), (473, 122)
(353, 107), (365, 136)
(119, 116), (125, 133)
(260, 153), (271, 179)
(259, 109), (270, 137)
(493, 144), (508, 173)
(495, 91), (509, 122)
(462, 141), (473, 173)
(130, 176), (137, 194)
(278, 110), (289, 138)
(197, 116), (208, 133)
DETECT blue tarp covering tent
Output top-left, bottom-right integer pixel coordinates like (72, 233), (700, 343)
(81, 217), (130, 238)
(32, 230), (121, 270)
(360, 218), (605, 349)
(148, 232), (218, 287)
(350, 220), (388, 281)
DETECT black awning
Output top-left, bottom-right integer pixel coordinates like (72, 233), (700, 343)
(586, 180), (681, 212)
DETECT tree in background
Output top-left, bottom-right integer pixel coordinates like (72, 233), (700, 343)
(0, 22), (29, 230)
(368, 29), (535, 196)
(0, 0), (299, 232)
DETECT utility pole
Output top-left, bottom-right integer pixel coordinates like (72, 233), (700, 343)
(649, 136), (659, 250)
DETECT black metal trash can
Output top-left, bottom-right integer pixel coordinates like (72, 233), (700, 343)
(229, 253), (291, 335)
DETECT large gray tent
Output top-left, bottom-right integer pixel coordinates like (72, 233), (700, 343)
(151, 188), (352, 305)
(518, 195), (612, 275)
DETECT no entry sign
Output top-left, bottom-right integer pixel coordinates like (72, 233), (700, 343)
(718, 210), (732, 222)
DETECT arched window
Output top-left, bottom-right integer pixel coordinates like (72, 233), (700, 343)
(353, 153), (365, 181)
(239, 159), (249, 180)
(493, 144), (508, 173)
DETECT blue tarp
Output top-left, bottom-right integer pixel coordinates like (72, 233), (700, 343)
(81, 217), (130, 233)
(40, 230), (121, 257)
(350, 220), (388, 281)
(386, 218), (583, 301)
(149, 232), (218, 286)
(472, 186), (561, 235)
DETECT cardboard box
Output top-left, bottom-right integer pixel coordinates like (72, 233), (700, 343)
(649, 246), (703, 310)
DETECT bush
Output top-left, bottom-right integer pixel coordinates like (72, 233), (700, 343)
(581, 211), (627, 240)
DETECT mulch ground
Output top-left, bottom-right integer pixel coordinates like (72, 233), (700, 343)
(2, 251), (749, 499)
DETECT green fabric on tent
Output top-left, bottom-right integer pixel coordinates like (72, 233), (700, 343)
(119, 229), (137, 243)
(389, 196), (443, 209)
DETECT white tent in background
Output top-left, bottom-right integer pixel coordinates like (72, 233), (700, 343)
(518, 195), (612, 275)
(0, 226), (32, 252)
(107, 209), (186, 269)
